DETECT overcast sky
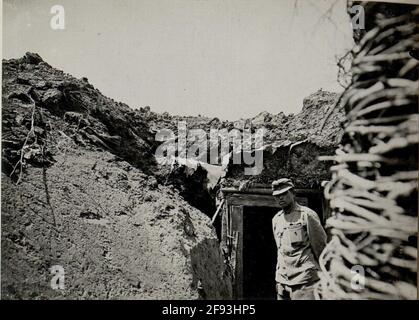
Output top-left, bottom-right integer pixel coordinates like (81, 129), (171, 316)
(3, 0), (354, 120)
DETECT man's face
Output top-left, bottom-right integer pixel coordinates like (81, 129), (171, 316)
(274, 190), (294, 209)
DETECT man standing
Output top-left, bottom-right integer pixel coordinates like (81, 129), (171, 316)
(271, 178), (327, 300)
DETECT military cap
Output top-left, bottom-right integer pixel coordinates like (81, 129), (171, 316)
(272, 178), (294, 196)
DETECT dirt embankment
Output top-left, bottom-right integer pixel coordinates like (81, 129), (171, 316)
(1, 53), (344, 299)
(1, 53), (232, 299)
(223, 90), (345, 188)
(147, 89), (345, 198)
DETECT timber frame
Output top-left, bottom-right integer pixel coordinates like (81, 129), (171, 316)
(220, 184), (326, 299)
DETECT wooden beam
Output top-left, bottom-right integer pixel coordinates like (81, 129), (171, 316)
(220, 203), (229, 253)
(230, 206), (243, 300)
(226, 193), (308, 208)
(227, 193), (279, 207)
(221, 187), (322, 195)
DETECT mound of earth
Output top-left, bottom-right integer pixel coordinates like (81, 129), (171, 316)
(1, 53), (232, 299)
(1, 52), (343, 299)
(141, 89), (344, 148)
(147, 89), (344, 197)
(223, 90), (345, 188)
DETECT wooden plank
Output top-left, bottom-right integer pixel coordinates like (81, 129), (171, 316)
(230, 206), (243, 299)
(211, 199), (225, 224)
(220, 203), (229, 253)
(227, 193), (308, 208)
(221, 187), (322, 195)
(227, 194), (279, 207)
(230, 231), (238, 279)
(228, 205), (232, 248)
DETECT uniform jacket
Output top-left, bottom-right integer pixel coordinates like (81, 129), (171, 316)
(272, 203), (327, 286)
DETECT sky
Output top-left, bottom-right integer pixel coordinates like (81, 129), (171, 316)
(3, 0), (354, 120)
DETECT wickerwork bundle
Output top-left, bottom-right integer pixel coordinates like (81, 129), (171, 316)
(315, 3), (418, 299)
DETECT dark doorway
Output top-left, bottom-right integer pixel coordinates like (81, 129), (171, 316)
(242, 206), (278, 300)
(307, 195), (324, 223)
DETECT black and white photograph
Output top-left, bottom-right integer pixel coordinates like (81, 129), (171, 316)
(1, 0), (418, 303)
